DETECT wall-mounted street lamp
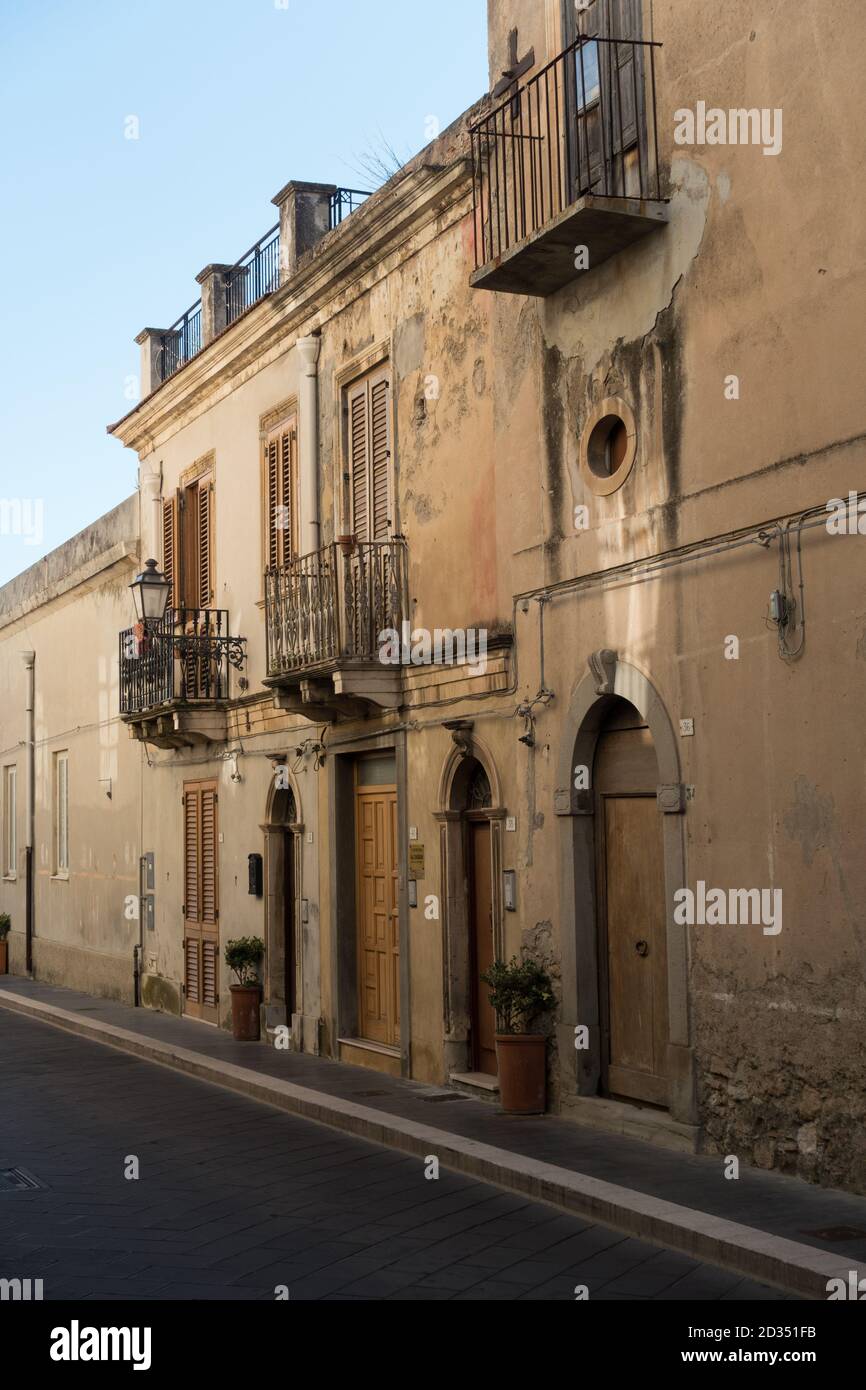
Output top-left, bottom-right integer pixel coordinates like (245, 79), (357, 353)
(129, 559), (171, 626)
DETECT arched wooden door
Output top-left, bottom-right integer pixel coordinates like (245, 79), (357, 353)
(593, 701), (669, 1105)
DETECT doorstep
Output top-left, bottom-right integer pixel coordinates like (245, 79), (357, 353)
(337, 1036), (402, 1078)
(1, 977), (866, 1300)
(450, 1071), (500, 1104)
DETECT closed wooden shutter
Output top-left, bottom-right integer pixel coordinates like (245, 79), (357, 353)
(197, 478), (213, 609)
(184, 787), (200, 922)
(200, 784), (218, 928)
(266, 438), (279, 571)
(162, 495), (178, 608)
(264, 421), (298, 571)
(348, 369), (391, 543)
(185, 936), (200, 1006)
(371, 376), (390, 540)
(349, 384), (369, 542)
(183, 780), (219, 1022)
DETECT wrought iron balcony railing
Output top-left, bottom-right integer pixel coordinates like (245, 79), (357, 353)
(265, 539), (408, 677)
(119, 609), (246, 716)
(470, 34), (663, 284)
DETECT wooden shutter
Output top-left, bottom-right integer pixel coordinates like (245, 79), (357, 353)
(348, 370), (391, 544)
(264, 422), (298, 571)
(184, 787), (200, 922)
(349, 384), (369, 543)
(266, 438), (279, 571)
(183, 780), (219, 1019)
(185, 937), (200, 1006)
(371, 376), (390, 540)
(280, 429), (296, 561)
(200, 784), (218, 928)
(197, 477), (213, 608)
(162, 495), (178, 608)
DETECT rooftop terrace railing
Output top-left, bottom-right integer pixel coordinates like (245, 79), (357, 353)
(225, 223), (281, 328)
(155, 189), (372, 384)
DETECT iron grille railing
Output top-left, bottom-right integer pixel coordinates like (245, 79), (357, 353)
(470, 34), (663, 271)
(329, 187), (371, 229)
(119, 609), (246, 715)
(265, 539), (407, 676)
(160, 303), (202, 382)
(225, 223), (281, 327)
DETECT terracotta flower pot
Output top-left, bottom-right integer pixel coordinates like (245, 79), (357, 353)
(0, 940), (7, 974)
(337, 534), (357, 556)
(495, 1033), (547, 1114)
(230, 984), (261, 1041)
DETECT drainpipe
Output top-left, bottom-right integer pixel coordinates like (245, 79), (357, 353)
(297, 335), (321, 556)
(21, 651), (35, 976)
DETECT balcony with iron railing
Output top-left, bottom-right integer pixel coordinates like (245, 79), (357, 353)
(119, 608), (247, 748)
(150, 185), (371, 387)
(264, 538), (408, 718)
(470, 34), (668, 296)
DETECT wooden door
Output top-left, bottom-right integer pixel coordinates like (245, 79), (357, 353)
(284, 830), (296, 1019)
(183, 780), (219, 1024)
(469, 821), (497, 1077)
(566, 0), (643, 198)
(594, 710), (669, 1105)
(355, 782), (399, 1045)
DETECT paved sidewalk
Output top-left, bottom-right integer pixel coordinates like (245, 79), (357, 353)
(1, 976), (865, 1298)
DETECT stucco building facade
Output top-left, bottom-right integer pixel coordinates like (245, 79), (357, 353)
(2, 0), (864, 1194)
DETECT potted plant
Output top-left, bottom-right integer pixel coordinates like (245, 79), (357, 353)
(481, 955), (556, 1115)
(0, 914), (9, 974)
(224, 936), (265, 1041)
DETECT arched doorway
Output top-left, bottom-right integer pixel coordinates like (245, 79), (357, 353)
(554, 652), (696, 1129)
(593, 699), (668, 1104)
(436, 740), (504, 1082)
(262, 780), (301, 1036)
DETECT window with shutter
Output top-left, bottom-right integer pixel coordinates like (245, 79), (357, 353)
(264, 419), (298, 572)
(184, 787), (200, 923)
(162, 496), (178, 608)
(183, 780), (220, 1022)
(166, 473), (214, 611)
(346, 367), (392, 543)
(200, 785), (218, 926)
(198, 477), (212, 608)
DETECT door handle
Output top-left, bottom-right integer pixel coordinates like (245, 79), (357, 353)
(635, 940), (649, 957)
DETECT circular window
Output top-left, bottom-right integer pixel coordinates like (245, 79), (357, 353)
(579, 397), (637, 497)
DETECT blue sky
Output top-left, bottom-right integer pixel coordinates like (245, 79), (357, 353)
(0, 0), (487, 586)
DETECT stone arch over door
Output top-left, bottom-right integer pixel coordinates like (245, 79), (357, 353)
(436, 734), (505, 1080)
(261, 773), (303, 1043)
(554, 652), (696, 1127)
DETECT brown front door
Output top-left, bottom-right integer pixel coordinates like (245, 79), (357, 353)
(284, 830), (296, 1020)
(469, 821), (497, 1076)
(183, 780), (219, 1024)
(594, 706), (669, 1105)
(355, 780), (399, 1045)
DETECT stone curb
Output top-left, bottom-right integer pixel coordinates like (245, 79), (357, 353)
(0, 988), (859, 1300)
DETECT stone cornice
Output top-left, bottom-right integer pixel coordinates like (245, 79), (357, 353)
(109, 158), (474, 456)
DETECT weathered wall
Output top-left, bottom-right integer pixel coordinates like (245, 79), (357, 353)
(55, 0), (866, 1194)
(0, 497), (142, 1001)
